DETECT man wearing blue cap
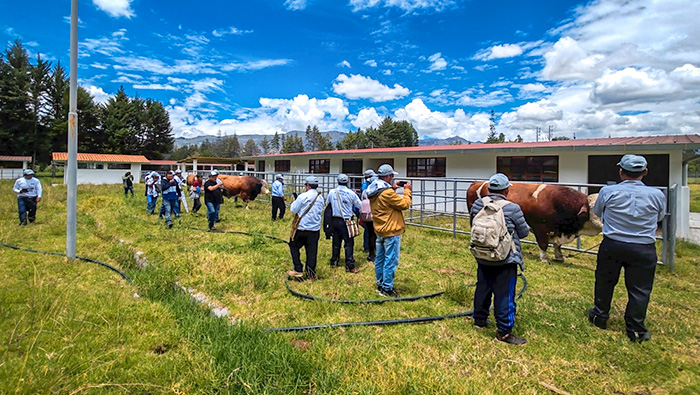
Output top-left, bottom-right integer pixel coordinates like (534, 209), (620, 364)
(288, 175), (325, 279)
(327, 173), (363, 273)
(588, 154), (666, 343)
(271, 174), (286, 221)
(470, 173), (529, 345)
(12, 169), (43, 225)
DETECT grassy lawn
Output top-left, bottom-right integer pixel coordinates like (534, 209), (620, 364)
(690, 184), (700, 212)
(1, 181), (699, 394)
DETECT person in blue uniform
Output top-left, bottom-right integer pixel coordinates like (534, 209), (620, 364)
(271, 174), (286, 220)
(327, 174), (363, 273)
(588, 154), (666, 343)
(288, 175), (325, 280)
(12, 169), (43, 225)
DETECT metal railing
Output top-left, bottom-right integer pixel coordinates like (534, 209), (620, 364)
(0, 169), (25, 180)
(198, 170), (678, 270)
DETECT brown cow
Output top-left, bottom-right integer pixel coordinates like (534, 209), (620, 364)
(187, 173), (270, 210)
(467, 181), (601, 263)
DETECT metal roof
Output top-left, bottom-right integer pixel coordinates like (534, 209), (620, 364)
(243, 134), (700, 159)
(0, 155), (32, 162)
(52, 153), (150, 163)
(147, 160), (179, 165)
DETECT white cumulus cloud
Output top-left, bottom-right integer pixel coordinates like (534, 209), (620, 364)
(332, 74), (410, 102)
(474, 43), (523, 61)
(284, 0), (307, 11)
(92, 0), (134, 18)
(212, 26), (253, 37)
(338, 60), (351, 68)
(427, 52), (447, 72)
(350, 108), (382, 129)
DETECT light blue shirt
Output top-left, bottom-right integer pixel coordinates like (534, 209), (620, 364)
(327, 185), (362, 219)
(593, 180), (666, 244)
(272, 179), (284, 197)
(13, 177), (42, 198)
(290, 189), (324, 231)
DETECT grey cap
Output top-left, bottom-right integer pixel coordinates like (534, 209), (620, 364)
(337, 173), (349, 184)
(276, 174), (283, 180)
(209, 170), (219, 176)
(364, 169), (376, 178)
(175, 169), (182, 174)
(151, 171), (160, 177)
(23, 169), (35, 175)
(618, 154), (647, 172)
(488, 173), (512, 191)
(377, 164), (398, 177)
(305, 175), (319, 184)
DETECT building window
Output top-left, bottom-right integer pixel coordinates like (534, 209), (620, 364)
(497, 156), (559, 182)
(257, 160), (265, 172)
(275, 160), (290, 172)
(308, 159), (330, 174)
(77, 163), (89, 169)
(407, 157), (446, 177)
(107, 163), (131, 170)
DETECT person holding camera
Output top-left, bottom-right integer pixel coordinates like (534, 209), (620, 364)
(366, 164), (412, 297)
(327, 174), (363, 273)
(12, 169), (42, 226)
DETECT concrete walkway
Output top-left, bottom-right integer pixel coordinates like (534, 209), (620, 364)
(688, 213), (700, 245)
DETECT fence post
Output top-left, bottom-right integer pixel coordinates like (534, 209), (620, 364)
(669, 184), (677, 273)
(452, 180), (457, 238)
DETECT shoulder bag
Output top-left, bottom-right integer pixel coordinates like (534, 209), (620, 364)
(335, 190), (359, 238)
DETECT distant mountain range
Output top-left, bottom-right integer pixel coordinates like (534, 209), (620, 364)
(173, 131), (470, 150)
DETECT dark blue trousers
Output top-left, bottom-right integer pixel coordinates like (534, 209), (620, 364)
(473, 263), (518, 333)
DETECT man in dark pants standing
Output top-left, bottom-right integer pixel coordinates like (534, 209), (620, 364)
(288, 176), (325, 280)
(327, 174), (362, 273)
(588, 154), (666, 343)
(12, 169), (42, 225)
(470, 173), (530, 345)
(271, 174), (286, 220)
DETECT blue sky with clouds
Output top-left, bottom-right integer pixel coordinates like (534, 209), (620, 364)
(3, 0), (699, 141)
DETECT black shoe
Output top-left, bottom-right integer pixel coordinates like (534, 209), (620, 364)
(628, 331), (651, 343)
(496, 330), (527, 345)
(588, 308), (607, 329)
(378, 287), (398, 298)
(19, 221), (27, 226)
(209, 227), (216, 232)
(367, 256), (375, 262)
(330, 261), (340, 267)
(473, 319), (492, 329)
(346, 268), (360, 274)
(28, 217), (35, 223)
(167, 221), (173, 228)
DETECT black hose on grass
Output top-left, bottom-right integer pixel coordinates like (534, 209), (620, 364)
(264, 273), (527, 332)
(0, 243), (132, 283)
(285, 275), (445, 304)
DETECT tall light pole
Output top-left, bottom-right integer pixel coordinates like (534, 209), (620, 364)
(67, 0), (78, 259)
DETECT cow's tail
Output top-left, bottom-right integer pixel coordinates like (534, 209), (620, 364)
(476, 182), (487, 198)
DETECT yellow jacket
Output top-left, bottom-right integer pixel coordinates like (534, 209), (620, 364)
(368, 187), (412, 237)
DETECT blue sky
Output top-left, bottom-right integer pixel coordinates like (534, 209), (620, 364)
(3, 0), (699, 141)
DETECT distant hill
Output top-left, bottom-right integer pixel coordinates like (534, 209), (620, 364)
(173, 132), (471, 150)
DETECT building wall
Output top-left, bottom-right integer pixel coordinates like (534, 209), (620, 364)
(64, 163), (143, 185)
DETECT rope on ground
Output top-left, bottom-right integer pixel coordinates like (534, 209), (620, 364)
(264, 273), (527, 332)
(0, 243), (132, 283)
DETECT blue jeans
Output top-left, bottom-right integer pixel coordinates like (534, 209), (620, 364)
(206, 202), (220, 229)
(375, 235), (401, 290)
(18, 197), (37, 224)
(147, 195), (158, 214)
(162, 198), (177, 223)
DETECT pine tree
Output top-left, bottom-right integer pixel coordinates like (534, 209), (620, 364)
(0, 40), (32, 156)
(242, 138), (259, 156)
(260, 136), (269, 154)
(271, 132), (280, 153)
(141, 99), (173, 159)
(102, 86), (140, 154)
(45, 62), (69, 155)
(74, 86), (104, 153)
(305, 125), (315, 151)
(28, 54), (51, 164)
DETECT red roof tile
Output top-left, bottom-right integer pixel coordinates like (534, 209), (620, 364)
(0, 155), (32, 162)
(52, 152), (150, 163)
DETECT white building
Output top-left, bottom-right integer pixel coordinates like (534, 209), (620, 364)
(52, 152), (151, 185)
(244, 134), (700, 238)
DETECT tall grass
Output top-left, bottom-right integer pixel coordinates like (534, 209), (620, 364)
(1, 180), (699, 394)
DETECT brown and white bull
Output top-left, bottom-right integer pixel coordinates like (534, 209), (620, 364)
(467, 181), (602, 263)
(187, 174), (270, 210)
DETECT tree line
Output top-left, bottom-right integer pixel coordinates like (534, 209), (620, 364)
(0, 40), (174, 165)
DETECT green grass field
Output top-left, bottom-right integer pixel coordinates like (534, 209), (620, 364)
(1, 181), (699, 394)
(690, 184), (700, 212)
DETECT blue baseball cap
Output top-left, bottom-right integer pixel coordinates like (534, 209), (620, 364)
(23, 169), (35, 175)
(305, 175), (319, 184)
(488, 173), (512, 191)
(337, 173), (349, 184)
(618, 154), (647, 172)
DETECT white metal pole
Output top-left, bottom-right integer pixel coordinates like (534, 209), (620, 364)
(67, 0), (78, 259)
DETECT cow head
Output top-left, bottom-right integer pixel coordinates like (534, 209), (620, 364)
(578, 193), (603, 236)
(260, 180), (270, 195)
